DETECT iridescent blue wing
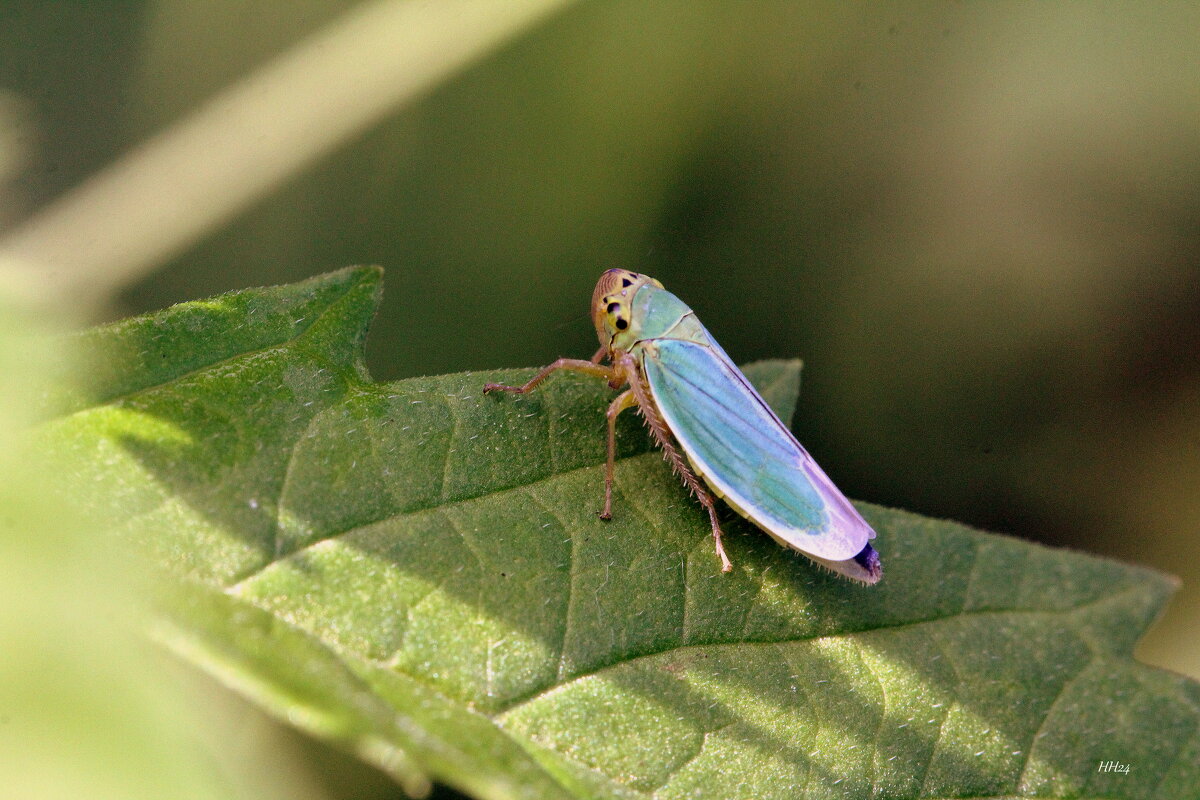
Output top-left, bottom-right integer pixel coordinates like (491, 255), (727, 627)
(640, 333), (879, 582)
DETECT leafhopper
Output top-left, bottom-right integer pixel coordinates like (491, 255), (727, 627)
(485, 270), (880, 583)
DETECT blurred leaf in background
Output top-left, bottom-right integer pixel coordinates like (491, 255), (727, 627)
(0, 294), (340, 799)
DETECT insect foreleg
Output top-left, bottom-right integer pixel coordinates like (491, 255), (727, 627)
(483, 358), (616, 395)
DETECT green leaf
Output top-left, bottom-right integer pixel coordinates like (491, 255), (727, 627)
(45, 267), (1199, 799)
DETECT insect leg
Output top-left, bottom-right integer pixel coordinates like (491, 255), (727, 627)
(623, 361), (734, 572)
(483, 358), (616, 395)
(698, 488), (733, 573)
(601, 389), (638, 520)
(672, 462), (731, 573)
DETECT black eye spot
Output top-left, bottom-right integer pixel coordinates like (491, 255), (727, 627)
(615, 317), (628, 330)
(621, 277), (633, 287)
(607, 302), (620, 313)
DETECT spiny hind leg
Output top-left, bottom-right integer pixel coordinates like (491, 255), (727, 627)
(663, 452), (731, 573)
(692, 478), (732, 573)
(623, 366), (733, 573)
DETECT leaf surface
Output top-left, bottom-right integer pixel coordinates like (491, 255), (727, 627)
(47, 267), (1199, 799)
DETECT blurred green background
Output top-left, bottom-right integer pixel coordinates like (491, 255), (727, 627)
(2, 2), (1197, 798)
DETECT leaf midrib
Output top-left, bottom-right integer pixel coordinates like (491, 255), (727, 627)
(228, 536), (1158, 723)
(491, 583), (1158, 717)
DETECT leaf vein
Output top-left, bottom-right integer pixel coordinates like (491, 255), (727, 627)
(857, 641), (889, 798)
(1015, 657), (1095, 791)
(497, 588), (1146, 716)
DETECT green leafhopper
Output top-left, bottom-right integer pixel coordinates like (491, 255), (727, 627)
(484, 269), (880, 583)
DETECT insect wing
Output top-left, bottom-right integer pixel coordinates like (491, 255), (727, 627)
(641, 336), (874, 562)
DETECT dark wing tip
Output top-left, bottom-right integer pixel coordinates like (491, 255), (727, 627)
(853, 543), (883, 584)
